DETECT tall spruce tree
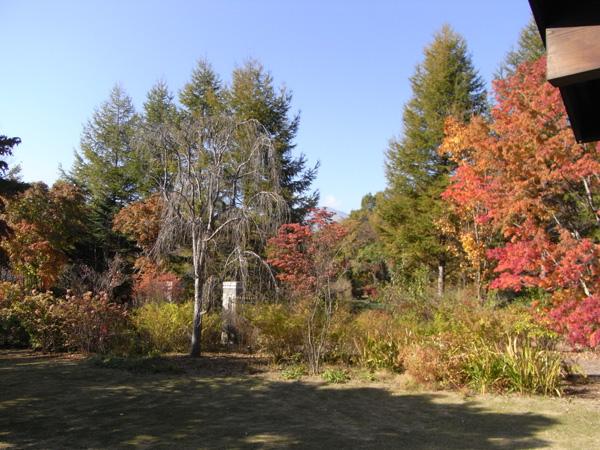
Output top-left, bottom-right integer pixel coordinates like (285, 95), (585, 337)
(378, 25), (486, 296)
(496, 17), (545, 79)
(70, 85), (141, 264)
(140, 81), (179, 193)
(179, 59), (226, 117)
(229, 60), (318, 222)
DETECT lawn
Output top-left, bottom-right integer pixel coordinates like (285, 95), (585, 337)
(1, 350), (599, 449)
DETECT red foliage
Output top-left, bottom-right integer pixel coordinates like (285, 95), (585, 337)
(539, 293), (600, 349)
(132, 257), (183, 303)
(266, 208), (348, 297)
(441, 58), (600, 346)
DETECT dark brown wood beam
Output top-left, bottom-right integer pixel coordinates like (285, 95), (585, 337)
(547, 25), (600, 87)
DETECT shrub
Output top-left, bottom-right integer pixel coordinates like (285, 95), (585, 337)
(133, 301), (222, 354)
(402, 341), (446, 385)
(242, 303), (304, 362)
(55, 292), (130, 354)
(281, 364), (307, 380)
(0, 283), (29, 347)
(134, 302), (193, 353)
(322, 368), (350, 384)
(346, 309), (404, 371)
(1, 287), (130, 354)
(10, 291), (66, 351)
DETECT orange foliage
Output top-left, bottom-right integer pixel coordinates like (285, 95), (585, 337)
(441, 58), (600, 345)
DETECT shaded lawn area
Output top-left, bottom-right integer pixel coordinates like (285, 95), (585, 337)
(1, 350), (599, 449)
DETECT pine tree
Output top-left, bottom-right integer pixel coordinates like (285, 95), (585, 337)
(496, 17), (545, 79)
(70, 85), (141, 264)
(378, 25), (487, 296)
(229, 60), (318, 222)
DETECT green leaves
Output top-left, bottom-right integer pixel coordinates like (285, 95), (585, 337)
(379, 25), (487, 283)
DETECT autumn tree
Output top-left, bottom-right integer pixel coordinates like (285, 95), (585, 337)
(441, 58), (600, 346)
(112, 194), (183, 302)
(267, 208), (348, 298)
(1, 182), (90, 289)
(267, 208), (348, 372)
(379, 25), (487, 296)
(146, 116), (286, 356)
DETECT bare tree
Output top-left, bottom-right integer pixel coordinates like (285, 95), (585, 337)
(146, 116), (287, 356)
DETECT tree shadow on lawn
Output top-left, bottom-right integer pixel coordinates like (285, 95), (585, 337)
(0, 351), (557, 449)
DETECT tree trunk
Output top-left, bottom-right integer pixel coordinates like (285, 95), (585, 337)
(437, 261), (445, 298)
(190, 275), (203, 357)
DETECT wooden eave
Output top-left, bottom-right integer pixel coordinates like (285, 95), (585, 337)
(529, 0), (600, 143)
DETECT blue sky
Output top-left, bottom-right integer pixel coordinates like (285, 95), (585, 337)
(1, 0), (533, 212)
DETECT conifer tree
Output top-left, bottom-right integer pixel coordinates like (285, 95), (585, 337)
(144, 80), (178, 126)
(179, 59), (226, 117)
(378, 25), (486, 296)
(496, 17), (545, 79)
(229, 60), (318, 222)
(70, 85), (141, 263)
(140, 81), (179, 194)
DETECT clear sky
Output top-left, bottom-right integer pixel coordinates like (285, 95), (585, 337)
(1, 0), (533, 213)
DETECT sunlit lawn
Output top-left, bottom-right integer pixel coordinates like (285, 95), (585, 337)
(1, 350), (599, 449)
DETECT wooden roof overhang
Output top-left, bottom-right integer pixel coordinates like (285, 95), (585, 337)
(529, 0), (600, 142)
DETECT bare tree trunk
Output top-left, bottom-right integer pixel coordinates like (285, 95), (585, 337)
(437, 261), (445, 298)
(190, 275), (203, 357)
(475, 266), (482, 304)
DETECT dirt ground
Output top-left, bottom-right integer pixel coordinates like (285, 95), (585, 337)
(1, 350), (599, 449)
(563, 351), (600, 399)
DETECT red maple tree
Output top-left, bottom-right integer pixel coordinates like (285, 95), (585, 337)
(266, 208), (348, 298)
(441, 57), (600, 347)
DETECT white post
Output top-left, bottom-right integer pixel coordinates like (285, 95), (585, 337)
(221, 281), (240, 345)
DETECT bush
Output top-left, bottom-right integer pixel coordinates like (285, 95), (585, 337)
(56, 292), (130, 354)
(0, 283), (29, 347)
(242, 303), (304, 362)
(10, 291), (66, 351)
(402, 341), (446, 385)
(281, 364), (306, 380)
(133, 302), (222, 354)
(322, 368), (350, 384)
(1, 288), (130, 353)
(345, 309), (404, 371)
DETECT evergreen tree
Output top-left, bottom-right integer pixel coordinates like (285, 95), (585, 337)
(144, 80), (178, 126)
(0, 134), (22, 242)
(378, 25), (486, 296)
(70, 85), (141, 264)
(179, 59), (226, 117)
(496, 17), (545, 79)
(141, 81), (179, 193)
(229, 60), (318, 222)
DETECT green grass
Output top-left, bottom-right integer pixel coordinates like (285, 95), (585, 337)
(1, 350), (599, 449)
